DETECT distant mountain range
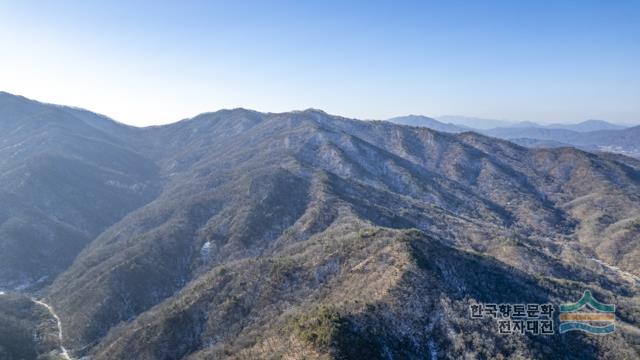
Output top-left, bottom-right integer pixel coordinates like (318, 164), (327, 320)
(387, 115), (468, 133)
(390, 114), (640, 158)
(482, 125), (640, 158)
(545, 119), (627, 132)
(438, 115), (629, 132)
(436, 115), (514, 129)
(1, 92), (639, 359)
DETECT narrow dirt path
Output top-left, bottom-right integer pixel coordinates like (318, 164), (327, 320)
(32, 298), (73, 360)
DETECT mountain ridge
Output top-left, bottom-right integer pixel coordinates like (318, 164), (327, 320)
(0, 92), (639, 359)
(387, 115), (468, 133)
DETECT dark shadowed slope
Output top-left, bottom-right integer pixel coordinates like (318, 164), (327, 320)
(0, 93), (161, 288)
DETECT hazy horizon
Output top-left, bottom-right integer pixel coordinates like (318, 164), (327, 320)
(5, 90), (639, 129)
(1, 1), (639, 126)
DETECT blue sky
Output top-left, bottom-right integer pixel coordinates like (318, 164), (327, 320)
(1, 0), (638, 126)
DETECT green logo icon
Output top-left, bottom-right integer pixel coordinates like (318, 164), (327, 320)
(559, 291), (615, 334)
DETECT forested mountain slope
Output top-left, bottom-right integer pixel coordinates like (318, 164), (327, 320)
(0, 93), (638, 359)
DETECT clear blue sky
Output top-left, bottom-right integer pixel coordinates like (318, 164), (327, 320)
(1, 0), (638, 126)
